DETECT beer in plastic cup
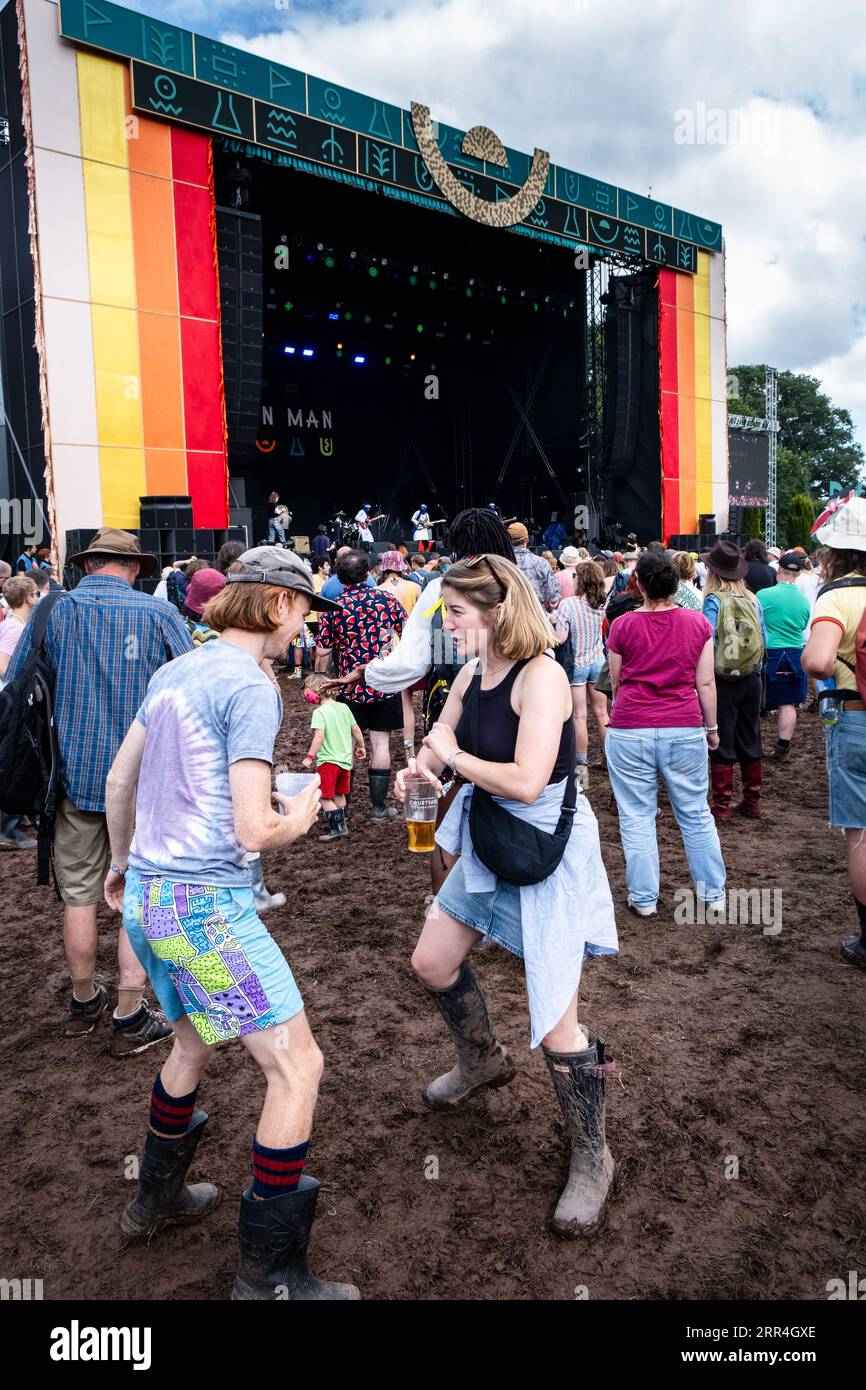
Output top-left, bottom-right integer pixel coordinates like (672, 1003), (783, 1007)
(404, 775), (438, 853)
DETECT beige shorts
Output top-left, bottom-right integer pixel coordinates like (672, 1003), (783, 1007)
(54, 797), (111, 907)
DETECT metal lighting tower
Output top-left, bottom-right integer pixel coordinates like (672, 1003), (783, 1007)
(764, 365), (778, 546)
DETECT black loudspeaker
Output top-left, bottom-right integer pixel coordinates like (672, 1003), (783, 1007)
(216, 208), (263, 463)
(600, 270), (662, 541)
(699, 513), (717, 536)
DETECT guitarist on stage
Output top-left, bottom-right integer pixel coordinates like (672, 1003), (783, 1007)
(354, 503), (377, 551)
(412, 503), (433, 552)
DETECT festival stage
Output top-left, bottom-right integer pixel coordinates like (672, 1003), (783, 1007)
(0, 0), (729, 559)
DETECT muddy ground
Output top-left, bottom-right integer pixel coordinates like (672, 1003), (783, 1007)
(1, 680), (864, 1301)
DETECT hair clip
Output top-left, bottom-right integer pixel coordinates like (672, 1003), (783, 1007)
(303, 689), (320, 704)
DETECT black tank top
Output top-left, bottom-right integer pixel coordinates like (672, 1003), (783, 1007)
(455, 658), (574, 783)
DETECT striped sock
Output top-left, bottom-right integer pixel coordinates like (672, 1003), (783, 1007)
(252, 1137), (310, 1199)
(149, 1072), (198, 1139)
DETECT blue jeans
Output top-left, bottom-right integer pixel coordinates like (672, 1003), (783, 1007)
(268, 521), (286, 544)
(606, 726), (726, 908)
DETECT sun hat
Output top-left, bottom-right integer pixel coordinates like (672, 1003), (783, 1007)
(508, 522), (529, 546)
(379, 549), (408, 573)
(68, 526), (157, 576)
(705, 539), (747, 581)
(811, 492), (866, 551)
(227, 546), (340, 609)
(767, 546), (782, 559)
(184, 567), (226, 616)
(559, 545), (582, 566)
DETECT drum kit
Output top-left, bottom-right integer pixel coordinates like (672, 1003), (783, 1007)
(326, 509), (450, 549)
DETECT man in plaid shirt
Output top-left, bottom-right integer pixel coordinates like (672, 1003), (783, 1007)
(315, 549), (405, 819)
(508, 521), (561, 612)
(7, 528), (193, 1053)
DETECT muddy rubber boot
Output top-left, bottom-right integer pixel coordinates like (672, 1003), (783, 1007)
(232, 1176), (360, 1301)
(249, 855), (286, 912)
(543, 1036), (616, 1238)
(733, 758), (762, 818)
(368, 768), (397, 820)
(121, 1109), (220, 1241)
(709, 761), (734, 820)
(422, 961), (516, 1110)
(319, 809), (348, 841)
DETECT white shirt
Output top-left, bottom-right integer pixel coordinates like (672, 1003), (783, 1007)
(355, 509), (373, 543)
(411, 509), (431, 541)
(364, 577), (444, 692)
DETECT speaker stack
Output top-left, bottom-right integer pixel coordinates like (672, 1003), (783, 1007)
(216, 207), (263, 463)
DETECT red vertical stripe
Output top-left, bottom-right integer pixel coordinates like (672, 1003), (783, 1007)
(658, 269), (680, 541)
(170, 127), (211, 187)
(174, 182), (219, 321)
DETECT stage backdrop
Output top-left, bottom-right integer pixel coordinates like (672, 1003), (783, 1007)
(658, 252), (729, 540)
(18, 0), (228, 535)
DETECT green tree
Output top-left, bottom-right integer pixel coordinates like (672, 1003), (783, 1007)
(787, 494), (816, 549)
(728, 366), (864, 537)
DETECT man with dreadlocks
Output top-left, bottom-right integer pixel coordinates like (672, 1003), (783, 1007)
(338, 507), (517, 890)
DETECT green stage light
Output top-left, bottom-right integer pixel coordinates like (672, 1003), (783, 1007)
(409, 274), (418, 285)
(344, 311), (352, 320)
(336, 349), (343, 357)
(363, 314), (372, 324)
(368, 266), (379, 277)
(416, 323), (424, 332)
(385, 355), (392, 365)
(533, 302), (539, 312)
(324, 256), (335, 268)
(500, 294), (507, 304)
(465, 331), (472, 340)
(284, 301), (293, 311)
(429, 279), (437, 290)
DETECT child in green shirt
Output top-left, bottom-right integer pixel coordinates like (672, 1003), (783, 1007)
(302, 675), (366, 839)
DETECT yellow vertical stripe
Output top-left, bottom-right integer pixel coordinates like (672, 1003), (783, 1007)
(82, 160), (137, 308)
(77, 51), (128, 167)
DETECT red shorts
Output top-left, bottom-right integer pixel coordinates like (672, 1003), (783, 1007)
(317, 762), (352, 799)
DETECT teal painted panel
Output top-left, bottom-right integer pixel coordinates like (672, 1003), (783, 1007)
(59, 0), (194, 74)
(554, 167), (618, 217)
(307, 76), (401, 142)
(673, 208), (723, 250)
(618, 188), (673, 236)
(194, 36), (304, 112)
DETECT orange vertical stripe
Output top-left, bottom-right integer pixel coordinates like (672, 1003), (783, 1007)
(138, 312), (185, 452)
(130, 173), (178, 316)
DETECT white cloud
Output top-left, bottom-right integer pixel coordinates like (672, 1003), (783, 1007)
(136, 0), (866, 454)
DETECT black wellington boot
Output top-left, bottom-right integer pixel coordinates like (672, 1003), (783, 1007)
(368, 768), (397, 819)
(543, 1036), (616, 1238)
(232, 1175), (361, 1300)
(121, 1108), (220, 1241)
(422, 961), (516, 1110)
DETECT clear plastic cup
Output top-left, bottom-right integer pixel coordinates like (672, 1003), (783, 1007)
(404, 775), (438, 853)
(275, 772), (318, 804)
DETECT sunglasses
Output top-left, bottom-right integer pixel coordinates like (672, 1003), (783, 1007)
(463, 553), (507, 600)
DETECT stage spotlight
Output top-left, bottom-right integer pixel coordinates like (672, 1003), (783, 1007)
(412, 265), (419, 272)
(350, 250), (357, 259)
(353, 355), (366, 364)
(325, 256), (336, 268)
(468, 277), (475, 285)
(302, 348), (314, 357)
(337, 342), (343, 349)
(409, 274), (418, 286)
(443, 272), (449, 280)
(410, 353), (416, 361)
(328, 312), (339, 320)
(284, 301), (293, 311)
(306, 253), (314, 261)
(368, 266), (379, 277)
(429, 280), (437, 290)
(465, 288), (473, 297)
(381, 257), (388, 266)
(344, 311), (352, 320)
(363, 314), (372, 324)
(416, 323), (424, 332)
(500, 295), (506, 304)
(465, 332), (472, 341)
(284, 346), (296, 354)
(385, 355), (392, 365)
(316, 242), (324, 251)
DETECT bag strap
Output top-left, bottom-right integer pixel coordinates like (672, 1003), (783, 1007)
(27, 586), (65, 658)
(469, 659), (577, 819)
(817, 577), (866, 599)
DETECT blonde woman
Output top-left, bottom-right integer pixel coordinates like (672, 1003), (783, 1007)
(672, 551), (703, 611)
(554, 560), (609, 786)
(396, 554), (618, 1237)
(702, 541), (767, 819)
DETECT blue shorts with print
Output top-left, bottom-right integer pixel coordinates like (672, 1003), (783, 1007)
(825, 709), (866, 829)
(435, 856), (525, 957)
(571, 658), (604, 687)
(122, 869), (303, 1044)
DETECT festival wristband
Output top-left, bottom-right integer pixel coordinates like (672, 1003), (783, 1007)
(704, 725), (718, 732)
(110, 863), (127, 877)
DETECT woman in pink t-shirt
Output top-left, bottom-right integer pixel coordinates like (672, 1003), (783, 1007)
(605, 552), (726, 917)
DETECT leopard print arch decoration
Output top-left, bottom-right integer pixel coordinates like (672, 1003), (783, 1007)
(410, 103), (550, 229)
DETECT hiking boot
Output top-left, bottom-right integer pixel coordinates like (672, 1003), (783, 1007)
(121, 1109), (219, 1241)
(110, 1002), (172, 1058)
(233, 1176), (360, 1301)
(840, 936), (866, 970)
(543, 1035), (616, 1237)
(422, 961), (516, 1110)
(66, 982), (109, 1037)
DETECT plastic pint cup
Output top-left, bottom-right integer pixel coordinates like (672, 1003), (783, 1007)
(404, 775), (438, 853)
(275, 772), (318, 810)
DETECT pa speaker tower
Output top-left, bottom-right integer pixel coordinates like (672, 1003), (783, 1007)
(216, 207), (263, 466)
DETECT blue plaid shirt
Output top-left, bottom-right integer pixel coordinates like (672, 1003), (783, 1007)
(7, 576), (193, 812)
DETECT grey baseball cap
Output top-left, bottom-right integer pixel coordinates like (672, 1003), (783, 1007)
(227, 546), (340, 610)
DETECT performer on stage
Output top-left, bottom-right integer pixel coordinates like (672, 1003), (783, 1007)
(355, 503), (375, 552)
(267, 493), (292, 547)
(412, 503), (433, 553)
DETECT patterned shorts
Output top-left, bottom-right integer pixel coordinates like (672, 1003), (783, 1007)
(122, 870), (304, 1045)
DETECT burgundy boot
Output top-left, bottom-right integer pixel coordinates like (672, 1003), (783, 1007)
(709, 762), (734, 820)
(734, 759), (762, 818)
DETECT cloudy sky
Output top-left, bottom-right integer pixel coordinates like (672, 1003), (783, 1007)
(135, 0), (866, 453)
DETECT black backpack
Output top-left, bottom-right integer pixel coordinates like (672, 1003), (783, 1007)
(0, 590), (65, 885)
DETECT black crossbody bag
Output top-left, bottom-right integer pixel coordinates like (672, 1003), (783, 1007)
(465, 666), (577, 887)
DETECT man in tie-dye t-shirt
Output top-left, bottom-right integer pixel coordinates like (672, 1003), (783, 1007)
(104, 547), (359, 1300)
